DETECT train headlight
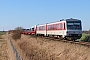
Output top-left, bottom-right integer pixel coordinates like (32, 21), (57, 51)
(78, 34), (81, 36)
(67, 31), (70, 36)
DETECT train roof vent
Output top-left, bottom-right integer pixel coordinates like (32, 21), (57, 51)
(60, 19), (64, 21)
(70, 18), (73, 19)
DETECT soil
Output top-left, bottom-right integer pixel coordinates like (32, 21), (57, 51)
(9, 34), (90, 60)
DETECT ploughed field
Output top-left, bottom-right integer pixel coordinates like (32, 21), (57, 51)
(9, 34), (90, 60)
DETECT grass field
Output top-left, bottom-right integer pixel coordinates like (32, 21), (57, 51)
(77, 33), (90, 42)
(0, 32), (6, 39)
(0, 32), (6, 35)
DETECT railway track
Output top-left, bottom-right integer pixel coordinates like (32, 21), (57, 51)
(26, 34), (90, 48)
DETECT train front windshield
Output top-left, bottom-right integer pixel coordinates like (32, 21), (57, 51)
(67, 22), (82, 30)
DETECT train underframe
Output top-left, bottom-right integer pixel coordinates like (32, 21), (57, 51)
(36, 33), (81, 41)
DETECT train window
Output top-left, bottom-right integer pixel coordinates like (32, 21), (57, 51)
(51, 25), (53, 30)
(54, 24), (56, 30)
(48, 25), (50, 30)
(67, 22), (81, 30)
(48, 25), (49, 30)
(38, 27), (40, 30)
(48, 26), (49, 30)
(42, 26), (43, 30)
(74, 23), (80, 25)
(42, 26), (45, 30)
(44, 26), (45, 30)
(67, 23), (73, 25)
(50, 25), (52, 30)
(30, 28), (31, 30)
(74, 23), (80, 29)
(41, 26), (43, 30)
(67, 23), (73, 29)
(60, 23), (62, 29)
(52, 25), (54, 30)
(37, 27), (39, 30)
(49, 25), (50, 30)
(56, 24), (58, 30)
(40, 27), (41, 30)
(39, 27), (41, 30)
(48, 25), (55, 30)
(43, 26), (45, 30)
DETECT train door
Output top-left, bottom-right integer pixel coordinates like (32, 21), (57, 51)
(45, 24), (47, 36)
(62, 23), (66, 38)
(63, 22), (66, 38)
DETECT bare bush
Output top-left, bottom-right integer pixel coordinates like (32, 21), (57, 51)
(12, 30), (21, 40)
(15, 27), (23, 30)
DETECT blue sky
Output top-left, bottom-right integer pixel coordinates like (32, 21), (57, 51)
(0, 0), (90, 31)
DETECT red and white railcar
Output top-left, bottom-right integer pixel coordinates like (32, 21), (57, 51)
(36, 24), (46, 36)
(36, 18), (82, 40)
(22, 29), (31, 35)
(46, 20), (66, 37)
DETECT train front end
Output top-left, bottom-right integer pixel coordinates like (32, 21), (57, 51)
(66, 19), (82, 40)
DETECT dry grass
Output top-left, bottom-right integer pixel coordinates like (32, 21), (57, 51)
(10, 34), (90, 60)
(19, 41), (55, 60)
(0, 32), (8, 60)
(0, 40), (8, 60)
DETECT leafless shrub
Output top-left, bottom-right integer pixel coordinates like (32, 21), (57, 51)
(12, 30), (21, 40)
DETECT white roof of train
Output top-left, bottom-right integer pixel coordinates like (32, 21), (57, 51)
(37, 18), (81, 27)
